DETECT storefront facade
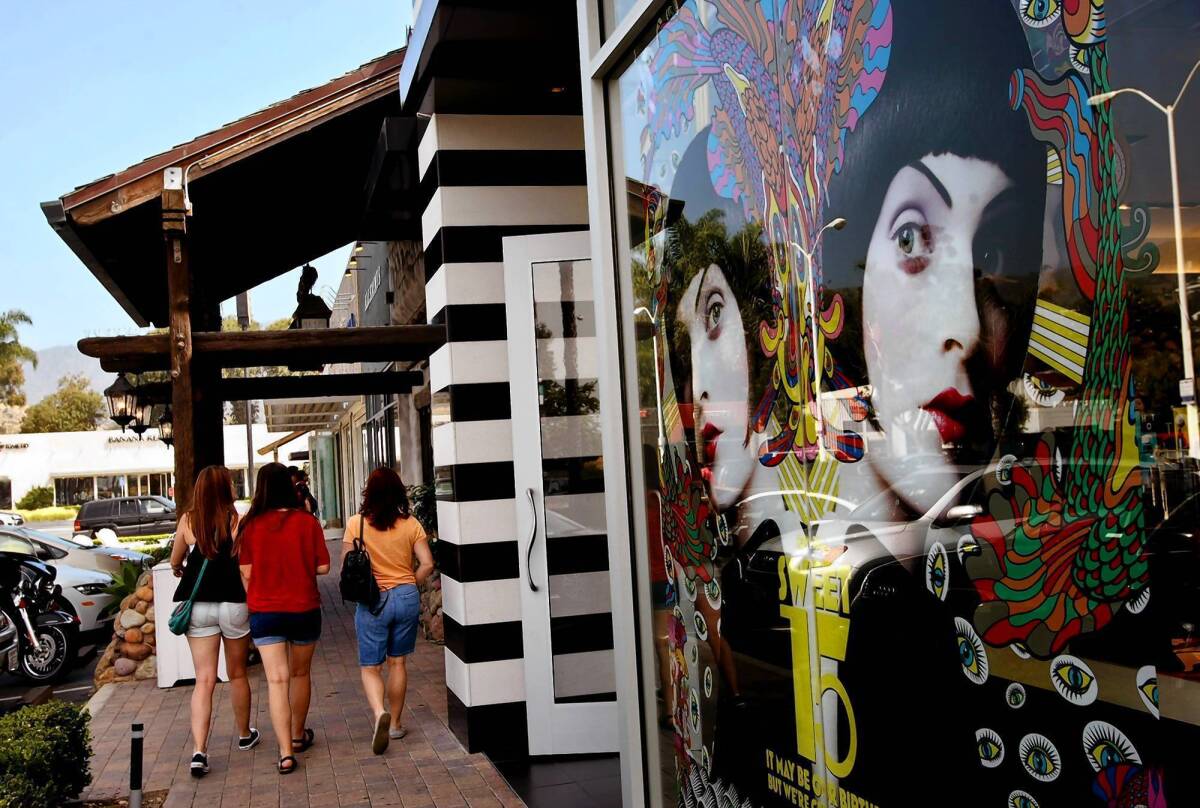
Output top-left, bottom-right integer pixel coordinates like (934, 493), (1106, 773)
(560, 0), (1200, 806)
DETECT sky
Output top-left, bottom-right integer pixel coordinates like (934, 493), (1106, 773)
(0, 1), (411, 351)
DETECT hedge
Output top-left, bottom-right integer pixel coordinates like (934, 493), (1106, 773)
(14, 506), (79, 523)
(0, 700), (92, 807)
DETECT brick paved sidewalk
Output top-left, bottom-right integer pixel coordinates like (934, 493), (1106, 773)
(82, 540), (525, 808)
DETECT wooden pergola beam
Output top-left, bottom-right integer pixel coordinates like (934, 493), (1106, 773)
(78, 325), (445, 373)
(133, 371), (421, 404)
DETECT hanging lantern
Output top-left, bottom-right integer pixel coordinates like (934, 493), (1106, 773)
(129, 397), (155, 438)
(158, 406), (174, 447)
(103, 373), (138, 431)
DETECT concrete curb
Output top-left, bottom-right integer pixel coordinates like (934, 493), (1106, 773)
(83, 682), (113, 718)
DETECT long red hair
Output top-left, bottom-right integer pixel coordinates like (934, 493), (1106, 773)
(186, 466), (237, 559)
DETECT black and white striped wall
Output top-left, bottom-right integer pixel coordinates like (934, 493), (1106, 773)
(421, 112), (612, 756)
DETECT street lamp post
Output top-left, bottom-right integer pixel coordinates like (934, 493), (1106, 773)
(795, 217), (847, 459)
(1090, 58), (1200, 459)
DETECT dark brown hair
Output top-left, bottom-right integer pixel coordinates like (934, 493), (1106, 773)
(359, 467), (410, 531)
(186, 466), (237, 560)
(235, 462), (301, 551)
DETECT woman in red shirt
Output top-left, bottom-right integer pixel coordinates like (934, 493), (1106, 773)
(236, 463), (330, 775)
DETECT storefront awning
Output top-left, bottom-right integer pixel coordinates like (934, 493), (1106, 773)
(264, 397), (356, 433)
(42, 49), (420, 327)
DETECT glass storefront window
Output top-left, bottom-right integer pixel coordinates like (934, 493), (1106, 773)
(95, 475), (125, 500)
(54, 477), (94, 506)
(0, 479), (10, 510)
(611, 2), (1200, 805)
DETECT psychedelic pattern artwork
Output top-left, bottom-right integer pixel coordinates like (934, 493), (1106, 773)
(621, 0), (1191, 806)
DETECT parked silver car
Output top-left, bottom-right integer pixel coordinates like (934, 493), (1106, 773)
(8, 527), (151, 575)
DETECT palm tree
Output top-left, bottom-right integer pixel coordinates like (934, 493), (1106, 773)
(0, 310), (36, 406)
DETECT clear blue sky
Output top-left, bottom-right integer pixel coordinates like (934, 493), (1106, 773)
(0, 1), (410, 350)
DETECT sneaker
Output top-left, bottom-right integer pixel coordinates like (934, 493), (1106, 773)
(237, 728), (261, 751)
(190, 752), (209, 778)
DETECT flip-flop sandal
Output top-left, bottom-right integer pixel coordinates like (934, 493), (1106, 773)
(291, 728), (315, 752)
(278, 755), (298, 775)
(371, 713), (391, 755)
(389, 727), (407, 740)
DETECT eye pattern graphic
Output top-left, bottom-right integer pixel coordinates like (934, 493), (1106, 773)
(1010, 643), (1032, 660)
(1069, 44), (1091, 75)
(684, 575), (698, 603)
(1050, 654), (1098, 706)
(957, 535), (982, 565)
(1006, 683), (1027, 709)
(688, 640), (699, 667)
(1008, 790), (1040, 808)
(955, 618), (989, 685)
(1136, 665), (1159, 718)
(925, 542), (949, 601)
(693, 609), (710, 641)
(705, 579), (722, 610)
(1082, 721), (1141, 772)
(1019, 733), (1061, 782)
(1126, 586), (1150, 615)
(688, 689), (700, 733)
(1023, 373), (1066, 407)
(1019, 0), (1061, 28)
(976, 728), (1005, 768)
(995, 453), (1018, 486)
(703, 666), (713, 699)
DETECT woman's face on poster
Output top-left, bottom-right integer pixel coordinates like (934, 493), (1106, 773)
(862, 152), (1029, 512)
(677, 264), (755, 512)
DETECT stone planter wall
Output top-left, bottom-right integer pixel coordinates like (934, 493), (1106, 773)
(418, 568), (443, 643)
(94, 571), (157, 685)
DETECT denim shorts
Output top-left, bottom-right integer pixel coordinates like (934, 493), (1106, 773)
(354, 584), (419, 666)
(188, 601), (250, 640)
(249, 608), (322, 646)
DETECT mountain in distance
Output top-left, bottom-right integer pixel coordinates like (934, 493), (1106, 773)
(21, 345), (114, 404)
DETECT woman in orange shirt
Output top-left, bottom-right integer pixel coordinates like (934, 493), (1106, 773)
(343, 467), (434, 755)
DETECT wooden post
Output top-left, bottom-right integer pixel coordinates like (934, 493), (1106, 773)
(162, 169), (196, 511)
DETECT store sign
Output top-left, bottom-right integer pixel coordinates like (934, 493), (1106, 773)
(107, 435), (148, 445)
(0, 442), (28, 450)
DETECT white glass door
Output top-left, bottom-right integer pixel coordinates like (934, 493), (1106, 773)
(504, 230), (619, 756)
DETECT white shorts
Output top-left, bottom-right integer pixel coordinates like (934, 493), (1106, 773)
(187, 601), (251, 639)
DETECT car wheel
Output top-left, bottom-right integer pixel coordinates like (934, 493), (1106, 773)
(18, 626), (74, 683)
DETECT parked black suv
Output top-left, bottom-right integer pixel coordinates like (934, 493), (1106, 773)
(74, 496), (176, 538)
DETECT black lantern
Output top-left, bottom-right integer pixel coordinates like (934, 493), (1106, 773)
(103, 373), (138, 431)
(158, 406), (174, 447)
(129, 397), (155, 437)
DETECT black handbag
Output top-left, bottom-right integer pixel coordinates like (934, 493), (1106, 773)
(340, 517), (381, 611)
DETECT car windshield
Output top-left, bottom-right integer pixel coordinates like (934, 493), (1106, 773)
(14, 527), (72, 550)
(152, 496), (176, 509)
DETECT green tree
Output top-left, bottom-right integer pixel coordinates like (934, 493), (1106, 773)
(0, 310), (36, 406)
(20, 375), (103, 433)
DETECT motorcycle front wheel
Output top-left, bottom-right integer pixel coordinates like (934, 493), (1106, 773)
(18, 626), (74, 682)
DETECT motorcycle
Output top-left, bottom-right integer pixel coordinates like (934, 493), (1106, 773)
(0, 539), (78, 682)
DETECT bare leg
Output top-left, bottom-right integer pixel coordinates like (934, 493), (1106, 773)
(288, 642), (317, 742)
(257, 643), (293, 759)
(360, 664), (385, 719)
(386, 655), (408, 732)
(187, 635), (221, 754)
(222, 635), (253, 737)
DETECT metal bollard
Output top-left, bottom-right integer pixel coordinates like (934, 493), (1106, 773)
(130, 723), (144, 808)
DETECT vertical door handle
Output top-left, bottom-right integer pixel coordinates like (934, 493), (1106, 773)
(525, 487), (539, 592)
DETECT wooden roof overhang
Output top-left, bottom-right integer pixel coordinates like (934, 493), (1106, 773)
(78, 324), (445, 374)
(42, 49), (421, 327)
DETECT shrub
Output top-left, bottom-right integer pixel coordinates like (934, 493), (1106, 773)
(14, 486), (52, 511)
(15, 506), (77, 523)
(0, 700), (91, 807)
(104, 560), (141, 602)
(408, 483), (437, 536)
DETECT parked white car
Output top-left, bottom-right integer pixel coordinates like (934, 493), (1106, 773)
(0, 511), (24, 526)
(8, 527), (151, 576)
